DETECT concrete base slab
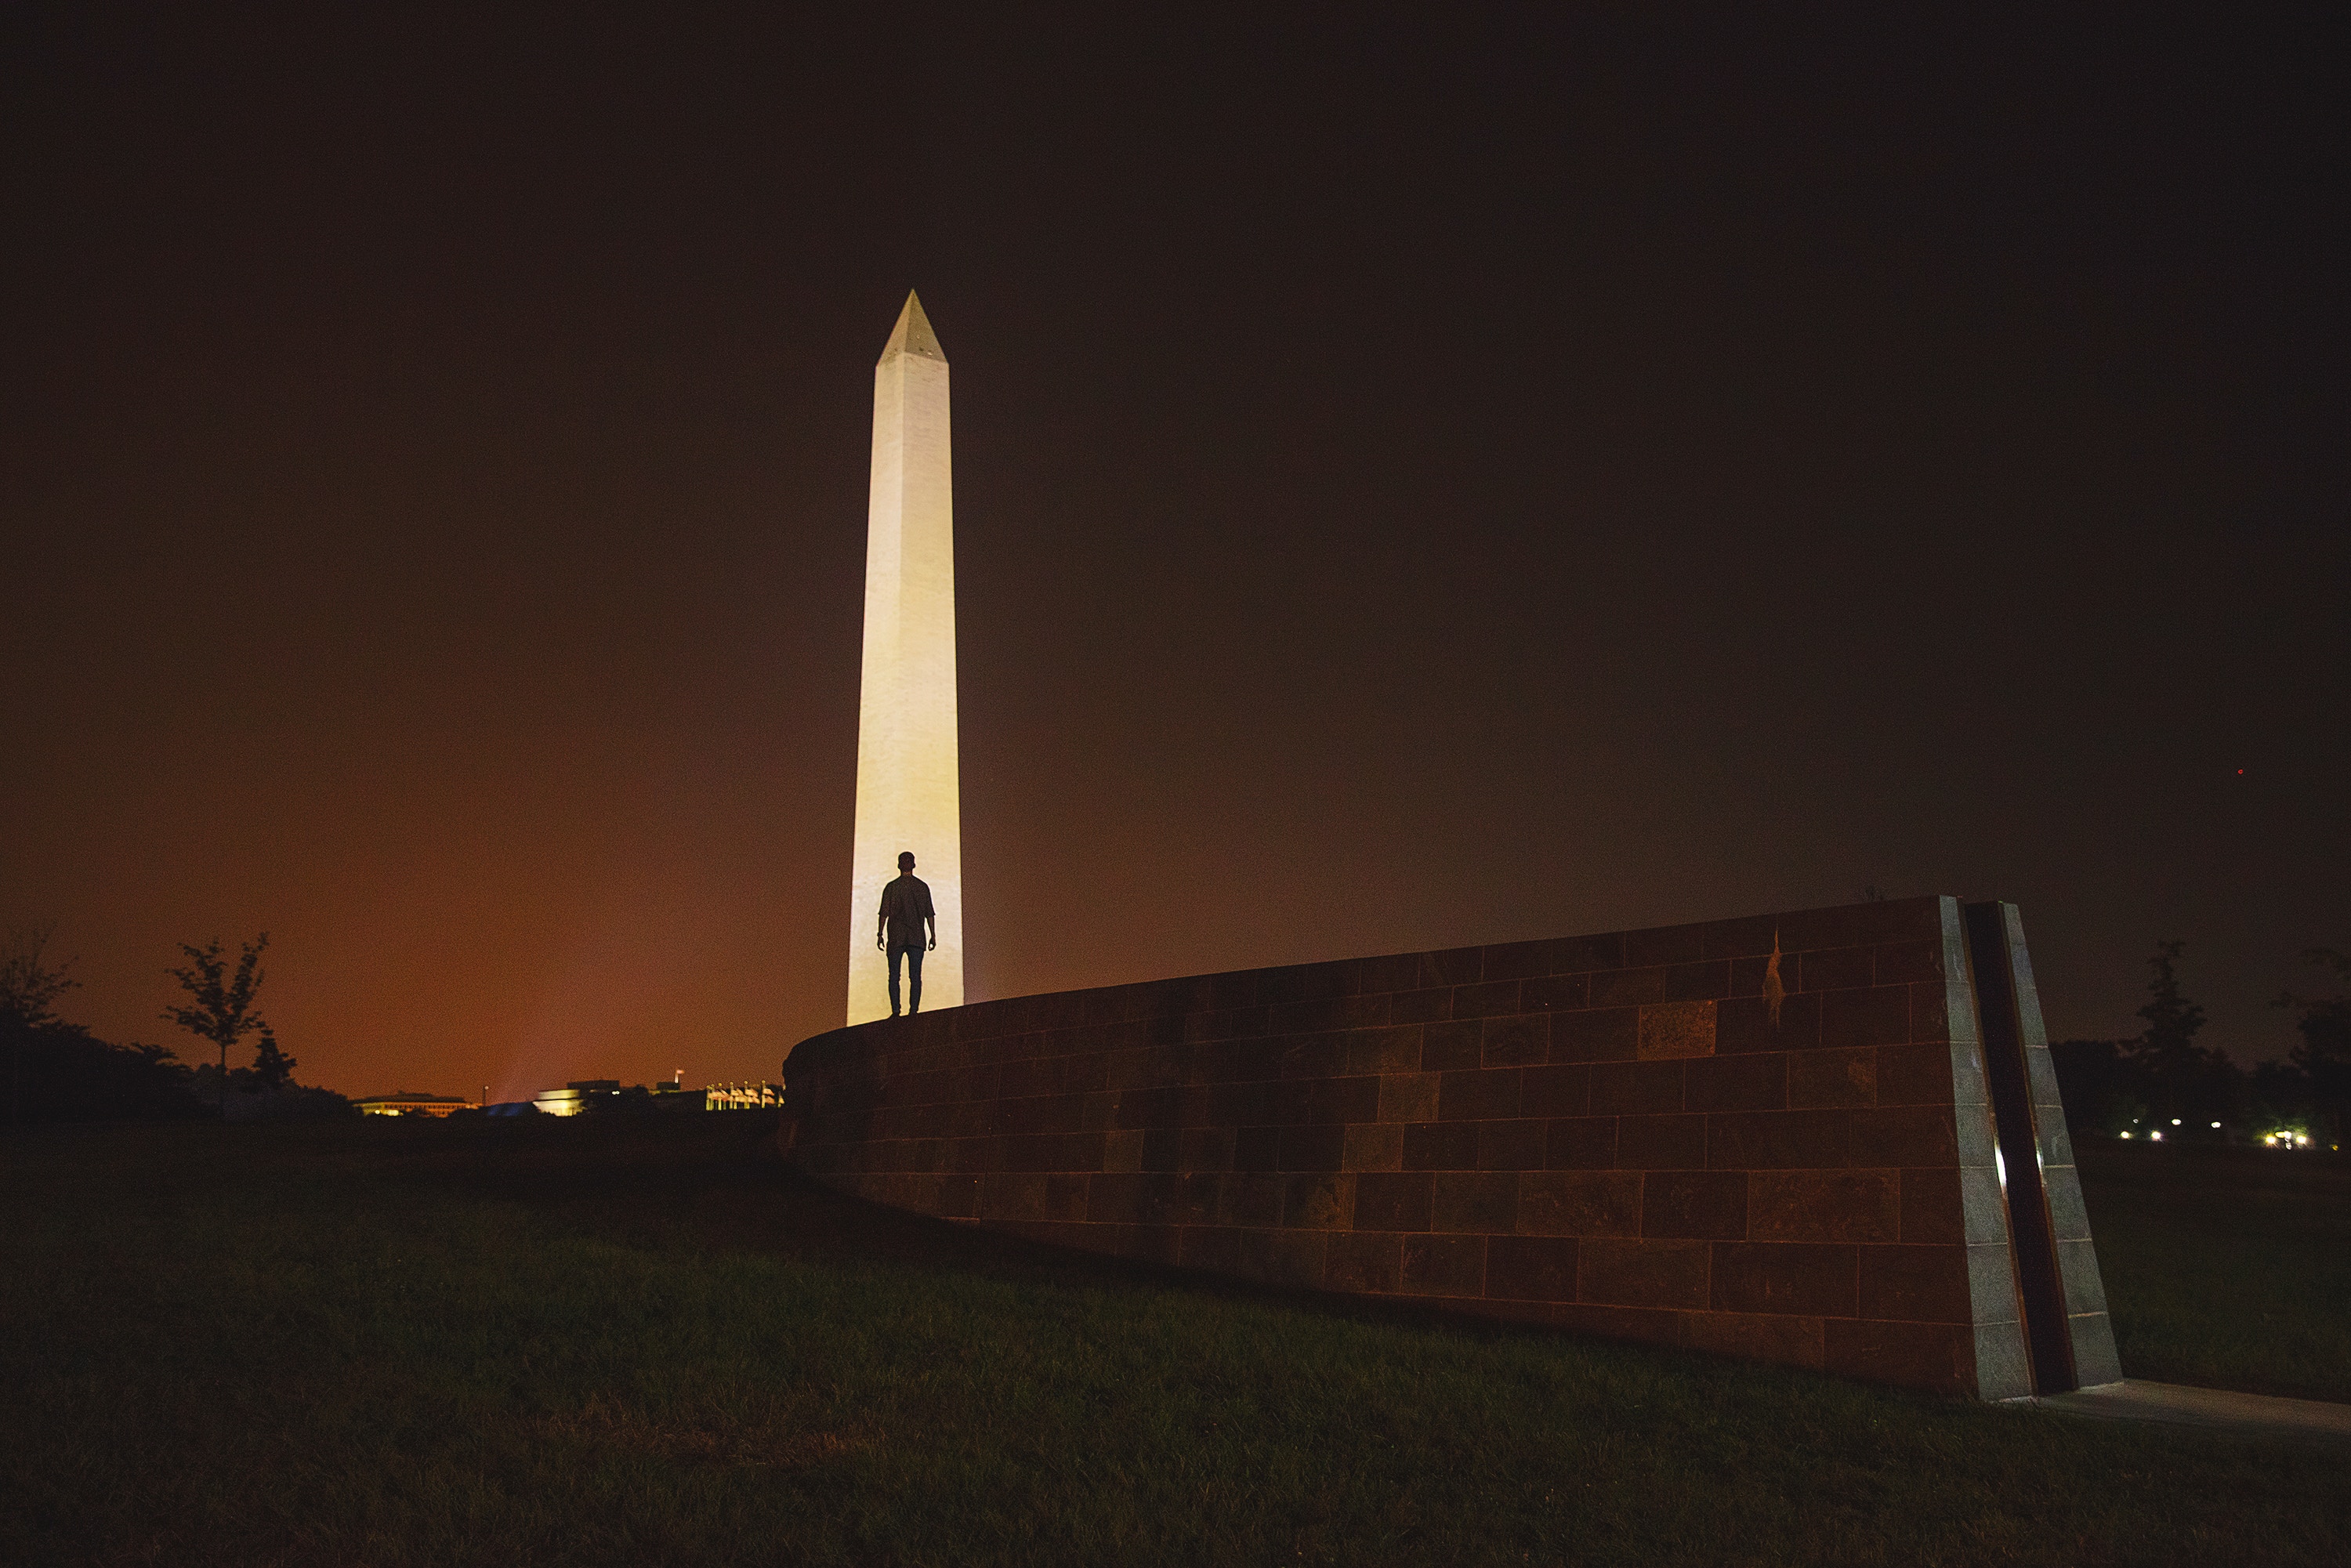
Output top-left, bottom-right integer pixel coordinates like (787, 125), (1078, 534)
(2033, 1379), (2351, 1445)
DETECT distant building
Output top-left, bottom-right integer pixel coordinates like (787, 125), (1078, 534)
(355, 1092), (475, 1117)
(532, 1080), (621, 1117)
(525, 1078), (777, 1114)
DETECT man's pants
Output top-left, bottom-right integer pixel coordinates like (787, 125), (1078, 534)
(888, 942), (925, 1015)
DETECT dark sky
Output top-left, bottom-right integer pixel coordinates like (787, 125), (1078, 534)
(5, 5), (2343, 1100)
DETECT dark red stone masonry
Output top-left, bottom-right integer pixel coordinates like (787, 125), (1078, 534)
(779, 896), (2119, 1399)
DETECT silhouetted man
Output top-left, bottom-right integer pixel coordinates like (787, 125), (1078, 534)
(876, 850), (937, 1016)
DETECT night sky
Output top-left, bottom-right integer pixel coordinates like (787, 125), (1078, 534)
(5, 7), (2342, 1102)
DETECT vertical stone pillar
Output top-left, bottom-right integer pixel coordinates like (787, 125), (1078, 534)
(846, 292), (964, 1023)
(1965, 900), (2122, 1389)
(1934, 897), (2034, 1400)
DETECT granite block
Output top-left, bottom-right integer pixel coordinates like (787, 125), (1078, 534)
(1711, 1242), (1857, 1317)
(1638, 999), (1718, 1059)
(1518, 1170), (1643, 1237)
(1615, 1114), (1708, 1169)
(1788, 1045), (1877, 1109)
(1545, 1117), (1619, 1170)
(1685, 1052), (1788, 1113)
(1487, 1236), (1579, 1301)
(1476, 1119), (1549, 1171)
(1325, 1230), (1402, 1292)
(1643, 1171), (1749, 1240)
(1402, 1121), (1478, 1171)
(1400, 1233), (1487, 1297)
(1430, 1171), (1518, 1233)
(1554, 1007), (1639, 1063)
(1578, 1239), (1711, 1310)
(1749, 1168), (1900, 1244)
(1354, 1171), (1433, 1232)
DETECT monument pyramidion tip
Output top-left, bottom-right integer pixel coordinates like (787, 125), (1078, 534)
(880, 289), (946, 364)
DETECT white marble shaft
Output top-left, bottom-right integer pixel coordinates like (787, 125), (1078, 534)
(846, 292), (964, 1023)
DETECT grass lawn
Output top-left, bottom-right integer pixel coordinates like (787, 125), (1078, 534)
(2075, 1137), (2351, 1404)
(4, 1117), (2346, 1567)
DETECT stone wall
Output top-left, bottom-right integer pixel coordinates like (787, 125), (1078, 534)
(781, 896), (2117, 1399)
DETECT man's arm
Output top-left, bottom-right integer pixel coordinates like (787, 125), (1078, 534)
(877, 889), (889, 950)
(926, 913), (937, 951)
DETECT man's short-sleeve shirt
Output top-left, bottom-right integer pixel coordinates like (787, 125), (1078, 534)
(879, 874), (935, 948)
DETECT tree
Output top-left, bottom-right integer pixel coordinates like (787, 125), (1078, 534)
(2121, 940), (2237, 1131)
(2135, 940), (2206, 1064)
(5, 924), (201, 1125)
(2277, 948), (2351, 1143)
(163, 934), (270, 1114)
(2, 922), (82, 1029)
(4, 923), (84, 1124)
(248, 1027), (296, 1092)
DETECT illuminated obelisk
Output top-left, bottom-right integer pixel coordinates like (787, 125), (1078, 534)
(846, 292), (964, 1023)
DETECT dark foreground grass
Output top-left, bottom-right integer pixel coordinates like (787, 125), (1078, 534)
(3, 1120), (2346, 1568)
(2076, 1138), (2351, 1404)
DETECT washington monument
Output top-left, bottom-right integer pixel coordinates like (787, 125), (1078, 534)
(846, 292), (963, 1023)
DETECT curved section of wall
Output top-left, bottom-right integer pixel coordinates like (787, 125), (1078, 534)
(782, 896), (2114, 1399)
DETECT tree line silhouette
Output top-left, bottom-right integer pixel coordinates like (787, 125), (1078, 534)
(2051, 943), (2351, 1147)
(2, 924), (348, 1125)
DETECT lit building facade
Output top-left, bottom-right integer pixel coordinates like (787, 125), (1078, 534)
(354, 1092), (476, 1117)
